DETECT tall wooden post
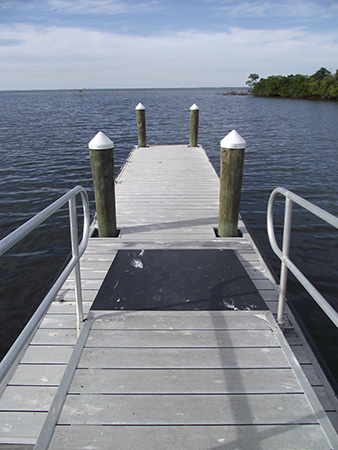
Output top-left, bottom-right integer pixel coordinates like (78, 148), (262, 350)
(136, 102), (146, 147)
(88, 131), (118, 237)
(218, 130), (246, 237)
(190, 103), (199, 147)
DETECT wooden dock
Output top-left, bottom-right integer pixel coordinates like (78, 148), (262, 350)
(0, 144), (337, 449)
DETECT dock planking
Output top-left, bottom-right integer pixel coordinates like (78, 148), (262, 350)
(44, 310), (336, 449)
(0, 144), (337, 448)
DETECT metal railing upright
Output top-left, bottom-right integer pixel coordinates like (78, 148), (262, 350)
(0, 185), (90, 385)
(267, 187), (338, 328)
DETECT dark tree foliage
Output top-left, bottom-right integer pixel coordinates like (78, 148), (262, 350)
(246, 73), (260, 87)
(248, 68), (338, 100)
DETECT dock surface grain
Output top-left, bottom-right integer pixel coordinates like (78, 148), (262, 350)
(46, 310), (332, 449)
(0, 144), (337, 449)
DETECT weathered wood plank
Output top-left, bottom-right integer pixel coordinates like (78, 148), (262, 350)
(0, 412), (47, 445)
(48, 302), (92, 315)
(54, 290), (97, 302)
(302, 365), (323, 386)
(265, 302), (278, 314)
(77, 260), (112, 271)
(20, 346), (73, 364)
(0, 444), (34, 449)
(30, 329), (77, 346)
(0, 387), (57, 411)
(113, 146), (220, 242)
(49, 424), (330, 450)
(61, 279), (104, 290)
(119, 232), (217, 240)
(82, 240), (253, 250)
(9, 365), (66, 386)
(58, 393), (316, 425)
(252, 279), (276, 290)
(69, 368), (301, 394)
(313, 386), (338, 411)
(257, 290), (278, 301)
(86, 329), (280, 348)
(78, 347), (289, 369)
(90, 311), (273, 330)
(40, 315), (80, 329)
(290, 344), (311, 364)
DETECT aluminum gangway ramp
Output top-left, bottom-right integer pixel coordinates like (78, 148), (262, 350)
(37, 310), (336, 449)
(1, 145), (337, 449)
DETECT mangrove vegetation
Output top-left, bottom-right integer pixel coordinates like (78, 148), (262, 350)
(247, 68), (338, 100)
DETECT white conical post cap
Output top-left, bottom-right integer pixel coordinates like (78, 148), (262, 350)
(135, 102), (145, 110)
(88, 131), (114, 150)
(220, 130), (246, 149)
(190, 103), (199, 110)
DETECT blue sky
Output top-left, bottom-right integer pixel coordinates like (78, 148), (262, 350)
(1, 0), (338, 89)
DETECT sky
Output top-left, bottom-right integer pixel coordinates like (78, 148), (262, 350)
(1, 0), (338, 90)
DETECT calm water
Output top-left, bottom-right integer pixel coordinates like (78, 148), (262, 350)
(0, 88), (337, 388)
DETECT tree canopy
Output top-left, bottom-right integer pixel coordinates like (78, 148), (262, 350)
(247, 68), (338, 100)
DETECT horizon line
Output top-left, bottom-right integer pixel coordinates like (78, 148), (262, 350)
(0, 86), (248, 93)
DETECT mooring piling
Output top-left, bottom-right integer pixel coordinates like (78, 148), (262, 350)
(88, 131), (118, 237)
(218, 130), (246, 237)
(189, 103), (199, 147)
(136, 102), (146, 147)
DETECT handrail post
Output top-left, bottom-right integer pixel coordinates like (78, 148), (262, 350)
(136, 102), (146, 147)
(68, 196), (84, 327)
(189, 103), (199, 147)
(0, 186), (90, 386)
(218, 130), (246, 237)
(268, 187), (338, 329)
(277, 196), (293, 328)
(88, 131), (118, 237)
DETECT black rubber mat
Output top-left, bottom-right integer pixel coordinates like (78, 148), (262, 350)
(91, 249), (267, 311)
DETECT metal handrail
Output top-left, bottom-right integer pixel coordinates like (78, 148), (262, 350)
(267, 186), (338, 328)
(0, 186), (90, 385)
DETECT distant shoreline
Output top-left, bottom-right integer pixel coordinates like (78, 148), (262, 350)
(248, 68), (338, 101)
(252, 93), (338, 101)
(221, 90), (250, 96)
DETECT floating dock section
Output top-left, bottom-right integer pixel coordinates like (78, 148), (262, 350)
(0, 144), (337, 449)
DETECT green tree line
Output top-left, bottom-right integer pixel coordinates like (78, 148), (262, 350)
(246, 68), (338, 99)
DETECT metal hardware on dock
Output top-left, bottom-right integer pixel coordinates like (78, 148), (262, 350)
(267, 186), (338, 328)
(0, 186), (89, 389)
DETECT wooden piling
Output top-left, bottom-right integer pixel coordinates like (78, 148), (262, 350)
(88, 131), (118, 237)
(136, 102), (146, 147)
(218, 130), (246, 237)
(189, 103), (199, 147)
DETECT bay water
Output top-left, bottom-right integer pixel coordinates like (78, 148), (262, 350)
(0, 88), (337, 389)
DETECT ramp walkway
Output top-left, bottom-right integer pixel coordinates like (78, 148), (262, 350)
(0, 145), (337, 449)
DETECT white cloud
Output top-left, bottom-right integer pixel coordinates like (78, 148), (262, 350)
(45, 0), (161, 15)
(1, 23), (338, 89)
(210, 0), (338, 20)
